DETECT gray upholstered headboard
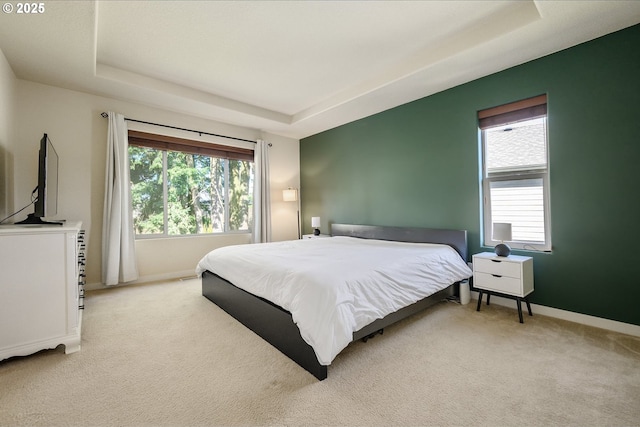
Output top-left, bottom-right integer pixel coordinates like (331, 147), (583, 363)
(330, 223), (468, 262)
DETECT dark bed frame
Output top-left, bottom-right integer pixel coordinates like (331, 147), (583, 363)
(201, 223), (468, 380)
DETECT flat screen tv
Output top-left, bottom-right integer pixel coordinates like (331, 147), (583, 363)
(17, 133), (61, 225)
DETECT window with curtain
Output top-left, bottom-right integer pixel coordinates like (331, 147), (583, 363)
(479, 94), (551, 251)
(128, 131), (255, 237)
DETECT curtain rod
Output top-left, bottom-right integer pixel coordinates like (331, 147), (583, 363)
(100, 112), (258, 144)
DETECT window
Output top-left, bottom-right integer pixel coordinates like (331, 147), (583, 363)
(128, 131), (254, 237)
(479, 95), (551, 251)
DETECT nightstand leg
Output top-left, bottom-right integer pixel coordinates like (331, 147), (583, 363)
(476, 290), (483, 311)
(486, 293), (491, 306)
(516, 298), (524, 323)
(525, 297), (533, 316)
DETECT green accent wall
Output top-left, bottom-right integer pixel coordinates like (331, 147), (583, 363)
(300, 24), (640, 326)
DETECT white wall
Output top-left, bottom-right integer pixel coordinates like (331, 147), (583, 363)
(262, 132), (301, 241)
(0, 48), (16, 220)
(12, 79), (300, 287)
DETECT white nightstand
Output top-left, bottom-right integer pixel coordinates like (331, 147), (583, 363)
(472, 252), (534, 323)
(302, 234), (330, 239)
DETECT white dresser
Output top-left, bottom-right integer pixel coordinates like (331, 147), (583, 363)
(472, 252), (534, 323)
(0, 221), (84, 361)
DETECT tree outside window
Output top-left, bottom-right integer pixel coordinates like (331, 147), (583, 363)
(129, 134), (254, 237)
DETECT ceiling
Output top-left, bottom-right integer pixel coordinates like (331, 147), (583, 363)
(1, 1), (639, 139)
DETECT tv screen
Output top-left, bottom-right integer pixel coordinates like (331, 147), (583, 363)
(16, 133), (61, 225)
(35, 134), (58, 218)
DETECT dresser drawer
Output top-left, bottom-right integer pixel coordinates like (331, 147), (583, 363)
(474, 272), (522, 296)
(474, 257), (522, 278)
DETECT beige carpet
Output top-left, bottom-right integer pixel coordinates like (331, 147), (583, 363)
(1, 278), (639, 426)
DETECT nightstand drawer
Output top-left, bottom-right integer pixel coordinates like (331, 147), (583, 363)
(474, 272), (522, 295)
(474, 258), (521, 278)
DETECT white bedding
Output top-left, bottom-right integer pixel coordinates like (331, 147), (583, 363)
(196, 236), (472, 365)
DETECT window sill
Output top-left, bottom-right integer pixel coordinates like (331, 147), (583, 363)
(481, 244), (552, 255)
(135, 231), (251, 241)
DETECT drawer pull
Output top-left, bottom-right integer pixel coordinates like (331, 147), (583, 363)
(492, 274), (502, 278)
(491, 259), (502, 263)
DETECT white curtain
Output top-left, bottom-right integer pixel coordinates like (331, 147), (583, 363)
(102, 112), (138, 286)
(252, 139), (271, 243)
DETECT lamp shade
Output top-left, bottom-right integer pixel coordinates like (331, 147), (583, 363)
(282, 188), (297, 202)
(492, 223), (512, 242)
(311, 217), (321, 228)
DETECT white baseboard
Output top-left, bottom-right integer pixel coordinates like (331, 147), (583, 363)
(470, 290), (640, 338)
(85, 270), (198, 291)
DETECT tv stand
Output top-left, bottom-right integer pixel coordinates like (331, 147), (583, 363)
(15, 213), (63, 225)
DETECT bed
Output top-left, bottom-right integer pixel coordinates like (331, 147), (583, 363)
(197, 223), (471, 380)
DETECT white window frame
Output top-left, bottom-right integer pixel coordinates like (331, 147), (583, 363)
(481, 173), (552, 252)
(480, 103), (552, 252)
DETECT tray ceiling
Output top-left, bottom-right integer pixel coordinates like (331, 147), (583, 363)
(1, 1), (639, 139)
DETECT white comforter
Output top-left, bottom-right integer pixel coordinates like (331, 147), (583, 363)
(196, 236), (472, 365)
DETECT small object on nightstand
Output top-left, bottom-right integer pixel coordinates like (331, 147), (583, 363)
(472, 252), (534, 323)
(494, 243), (511, 257)
(311, 216), (321, 236)
(492, 222), (512, 257)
